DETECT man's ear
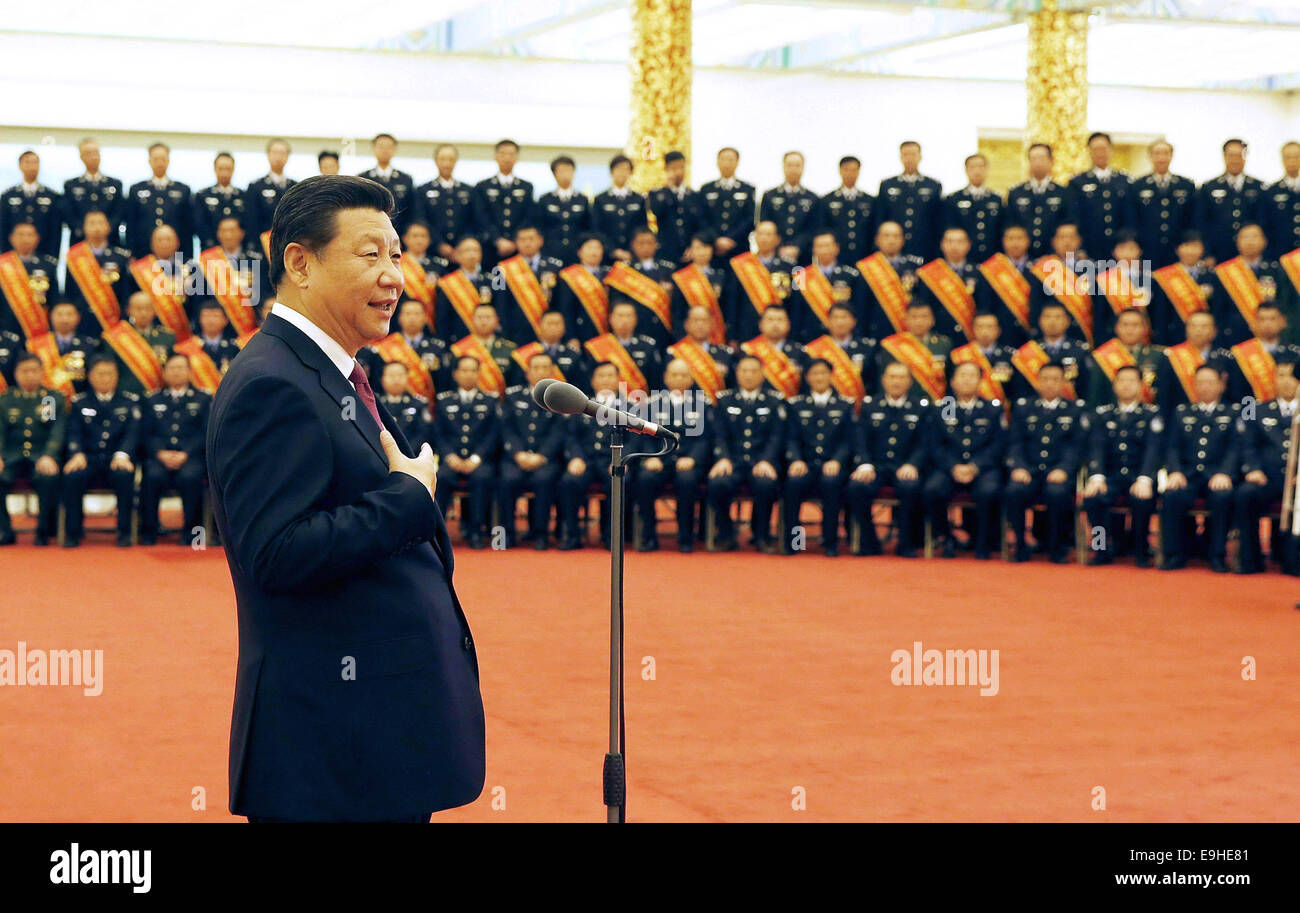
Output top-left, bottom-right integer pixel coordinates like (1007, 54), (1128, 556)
(282, 242), (313, 289)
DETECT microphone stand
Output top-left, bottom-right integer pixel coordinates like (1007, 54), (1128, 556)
(604, 422), (678, 823)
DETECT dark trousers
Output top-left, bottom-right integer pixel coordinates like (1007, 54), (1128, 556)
(1234, 477), (1284, 572)
(1082, 479), (1156, 559)
(630, 460), (704, 546)
(63, 461), (134, 538)
(1004, 474), (1075, 557)
(1161, 477), (1234, 563)
(0, 458), (60, 536)
(140, 457), (204, 539)
(782, 463), (848, 547)
(922, 469), (1000, 554)
(248, 813), (431, 823)
(435, 462), (494, 539)
(707, 464), (780, 544)
(558, 464), (628, 544)
(497, 460), (561, 545)
(846, 471), (923, 553)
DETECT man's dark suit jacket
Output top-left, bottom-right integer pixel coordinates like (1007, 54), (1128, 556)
(207, 312), (485, 822)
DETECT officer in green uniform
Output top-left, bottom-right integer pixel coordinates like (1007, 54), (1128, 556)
(1086, 307), (1164, 409)
(0, 351), (66, 545)
(116, 292), (176, 397)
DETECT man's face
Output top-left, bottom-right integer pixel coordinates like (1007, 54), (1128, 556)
(455, 359), (480, 390)
(435, 146), (458, 177)
(829, 308), (855, 338)
(903, 306), (933, 337)
(471, 306), (498, 337)
(1038, 367), (1064, 400)
(539, 313), (565, 343)
(665, 159), (685, 186)
(163, 357), (190, 388)
(900, 144), (920, 172)
(736, 359), (763, 391)
(268, 142), (289, 172)
(611, 161), (632, 187)
(631, 232), (657, 261)
(1176, 240), (1203, 265)
(881, 364), (910, 400)
(754, 222), (779, 253)
(1115, 312), (1145, 346)
(664, 359), (691, 392)
(1276, 366), (1299, 401)
(515, 229), (542, 258)
(199, 309), (227, 337)
(495, 144), (519, 174)
(553, 163), (575, 189)
(839, 160), (860, 188)
(1150, 143), (1172, 173)
(84, 212), (109, 245)
(217, 219), (244, 251)
(1256, 308), (1284, 340)
(319, 156), (339, 175)
(128, 296), (155, 327)
(1028, 147), (1052, 180)
(10, 224), (37, 255)
(1224, 142), (1246, 176)
(373, 136), (396, 166)
(456, 239), (482, 271)
(760, 309), (789, 340)
(19, 153), (38, 183)
(951, 363), (980, 398)
(1114, 370), (1142, 402)
(610, 305), (637, 338)
(151, 225), (179, 259)
(972, 315), (999, 347)
(1194, 369), (1222, 403)
(1114, 240), (1141, 263)
(812, 234), (838, 264)
(876, 223), (904, 257)
(149, 146), (169, 177)
(16, 359), (43, 391)
(1186, 314), (1216, 348)
(51, 306), (79, 335)
(89, 362), (118, 396)
(1004, 228), (1029, 260)
(1052, 226), (1081, 255)
(381, 364), (408, 397)
(685, 307), (712, 340)
(1238, 226), (1266, 259)
(578, 239), (604, 266)
(940, 231), (970, 263)
(688, 239), (711, 266)
(782, 154), (803, 186)
(215, 156), (234, 185)
(806, 363), (832, 394)
(1088, 137), (1111, 169)
(965, 157), (987, 186)
(1284, 144), (1300, 178)
(299, 207), (403, 348)
(717, 149), (738, 178)
(403, 224), (430, 256)
(80, 142), (101, 173)
(592, 365), (619, 395)
(526, 355), (554, 387)
(398, 301), (426, 336)
(1039, 308), (1068, 338)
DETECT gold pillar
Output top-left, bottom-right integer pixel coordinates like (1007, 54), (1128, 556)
(628, 0), (692, 193)
(1026, 0), (1089, 184)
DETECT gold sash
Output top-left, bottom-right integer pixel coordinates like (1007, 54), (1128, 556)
(805, 335), (866, 402)
(978, 253), (1031, 333)
(1230, 338), (1277, 402)
(400, 257), (437, 328)
(511, 341), (565, 382)
(880, 332), (945, 401)
(559, 264), (609, 336)
(0, 252), (50, 339)
(198, 247), (259, 337)
(667, 337), (726, 403)
(917, 260), (975, 341)
(1091, 338), (1153, 403)
(740, 337), (801, 399)
(729, 251), (778, 315)
(672, 264), (726, 344)
(584, 333), (649, 392)
(373, 333), (435, 400)
(1164, 342), (1204, 404)
(173, 337), (222, 393)
(1012, 340), (1077, 400)
(858, 252), (909, 335)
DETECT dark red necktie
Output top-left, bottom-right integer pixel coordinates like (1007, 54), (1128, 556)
(348, 361), (384, 429)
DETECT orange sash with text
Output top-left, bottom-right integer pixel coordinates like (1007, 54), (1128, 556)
(798, 265), (839, 337)
(606, 263), (672, 333)
(667, 337), (726, 402)
(199, 247), (259, 338)
(173, 337), (222, 394)
(729, 251), (778, 316)
(1164, 342), (1204, 403)
(511, 342), (565, 382)
(978, 254), (1032, 334)
(129, 256), (193, 341)
(740, 337), (801, 399)
(0, 252), (50, 339)
(440, 271), (483, 333)
(1031, 256), (1093, 346)
(559, 264), (609, 335)
(584, 333), (648, 392)
(917, 260), (975, 341)
(1282, 248), (1300, 300)
(499, 255), (549, 342)
(1214, 257), (1263, 337)
(452, 335), (507, 397)
(950, 342), (1004, 404)
(805, 336), (866, 402)
(1097, 267), (1142, 315)
(1152, 263), (1208, 325)
(858, 252), (909, 335)
(672, 264), (727, 344)
(373, 334), (435, 400)
(400, 257), (438, 328)
(1091, 338), (1153, 403)
(1012, 340), (1077, 400)
(1231, 338), (1277, 402)
(25, 334), (74, 398)
(67, 243), (163, 392)
(879, 333), (945, 401)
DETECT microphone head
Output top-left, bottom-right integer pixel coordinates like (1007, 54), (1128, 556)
(532, 377), (559, 408)
(543, 381), (591, 416)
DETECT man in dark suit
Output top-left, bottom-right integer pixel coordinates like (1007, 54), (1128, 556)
(206, 175), (485, 823)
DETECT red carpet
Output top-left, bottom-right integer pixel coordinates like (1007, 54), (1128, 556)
(2, 539), (1298, 822)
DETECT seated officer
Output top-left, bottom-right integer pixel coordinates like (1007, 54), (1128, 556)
(631, 358), (711, 553)
(195, 302), (239, 373)
(434, 355), (500, 549)
(1004, 361), (1088, 564)
(377, 361), (432, 452)
(139, 353), (209, 546)
(707, 354), (787, 553)
(922, 360), (1004, 559)
(1160, 364), (1240, 572)
(0, 352), (66, 546)
(62, 356), (140, 548)
(847, 361), (928, 557)
(782, 359), (854, 556)
(1235, 362), (1299, 574)
(1082, 365), (1162, 567)
(558, 361), (630, 550)
(497, 351), (565, 550)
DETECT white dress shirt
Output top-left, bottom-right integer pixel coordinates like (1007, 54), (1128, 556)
(271, 302), (356, 384)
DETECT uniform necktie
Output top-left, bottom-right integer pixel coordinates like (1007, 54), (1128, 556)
(348, 361), (383, 429)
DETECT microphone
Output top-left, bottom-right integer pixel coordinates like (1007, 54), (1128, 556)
(541, 381), (680, 442)
(532, 377), (559, 408)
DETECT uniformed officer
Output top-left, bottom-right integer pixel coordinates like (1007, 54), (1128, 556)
(631, 358), (712, 553)
(1030, 222), (1094, 344)
(374, 298), (450, 394)
(1087, 307), (1163, 409)
(818, 155), (876, 266)
(63, 138), (125, 247)
(358, 133), (416, 235)
(497, 351), (566, 550)
(1210, 223), (1280, 349)
(917, 227), (983, 345)
(1029, 302), (1091, 404)
(195, 303), (239, 374)
(1155, 310), (1233, 419)
(699, 146), (757, 267)
(877, 141), (943, 260)
(245, 138), (296, 240)
(981, 225), (1036, 349)
(201, 215), (271, 313)
(863, 221), (924, 342)
(606, 301), (665, 388)
(797, 231), (866, 344)
(669, 232), (726, 345)
(2, 221), (60, 335)
(434, 236), (496, 346)
(1196, 138), (1265, 265)
(493, 225), (564, 345)
(1148, 230), (1214, 346)
(473, 139), (535, 268)
(615, 226), (678, 345)
(417, 143), (475, 261)
(673, 305), (737, 393)
(592, 154), (648, 263)
(434, 355), (500, 549)
(1160, 363), (1240, 572)
(647, 151), (706, 264)
(139, 352), (209, 546)
(759, 151), (820, 265)
(1226, 302), (1300, 403)
(1260, 141), (1300, 260)
(118, 292), (176, 398)
(746, 304), (809, 398)
(959, 311), (1022, 403)
(782, 359), (853, 556)
(48, 301), (101, 396)
(1235, 362), (1299, 574)
(1067, 132), (1134, 264)
(943, 153), (1002, 264)
(70, 210), (134, 327)
(707, 354), (786, 553)
(1006, 143), (1069, 260)
(460, 302), (519, 390)
(1, 150), (62, 259)
(1133, 140), (1196, 268)
(536, 156), (591, 265)
(873, 299), (952, 401)
(0, 352), (65, 545)
(377, 361), (433, 452)
(191, 152), (249, 252)
(126, 143), (192, 257)
(552, 235), (609, 346)
(61, 355), (140, 547)
(1082, 364), (1162, 567)
(557, 361), (631, 550)
(847, 361), (928, 556)
(817, 303), (877, 398)
(1091, 230), (1150, 348)
(388, 221), (450, 336)
(922, 360), (1004, 559)
(725, 220), (797, 344)
(317, 150), (339, 175)
(1003, 361), (1086, 563)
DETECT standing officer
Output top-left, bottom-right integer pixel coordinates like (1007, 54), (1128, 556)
(818, 155), (876, 265)
(63, 138), (125, 246)
(1235, 362), (1299, 574)
(245, 138), (296, 241)
(434, 355), (500, 549)
(118, 292), (176, 398)
(1067, 132), (1134, 262)
(1082, 365), (1162, 567)
(877, 141), (943, 260)
(861, 221), (925, 342)
(557, 361), (629, 550)
(1006, 143), (1069, 260)
(474, 139), (535, 268)
(1209, 222), (1280, 349)
(592, 154), (647, 263)
(725, 220), (797, 344)
(698, 146), (756, 267)
(922, 360), (1004, 559)
(1261, 141), (1300, 261)
(192, 152), (249, 252)
(417, 144), (476, 262)
(648, 151), (706, 265)
(497, 351), (565, 550)
(126, 143), (192, 257)
(1, 150), (62, 259)
(1003, 361), (1087, 563)
(1155, 310), (1234, 419)
(847, 361), (929, 557)
(1133, 140), (1196, 268)
(760, 151), (820, 264)
(536, 156), (591, 266)
(61, 356), (140, 548)
(358, 134), (416, 235)
(435, 236), (495, 346)
(1196, 138), (1265, 265)
(943, 153), (1002, 264)
(782, 359), (854, 556)
(1087, 306), (1164, 409)
(706, 354), (786, 553)
(1159, 364), (1240, 572)
(139, 352), (209, 546)
(0, 352), (66, 545)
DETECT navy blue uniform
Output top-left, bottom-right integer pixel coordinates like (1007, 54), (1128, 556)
(416, 179), (475, 254)
(557, 393), (632, 548)
(139, 385), (210, 543)
(818, 187), (875, 265)
(0, 252), (59, 337)
(536, 190), (591, 265)
(63, 174), (125, 246)
(1004, 396), (1087, 560)
(1160, 401), (1241, 568)
(66, 243), (133, 330)
(496, 383), (565, 548)
(943, 187), (1002, 264)
(434, 269), (495, 346)
(358, 167), (417, 236)
(791, 263), (865, 344)
(244, 175), (295, 240)
(922, 396), (1004, 556)
(915, 260), (981, 345)
(433, 388), (500, 543)
(591, 188), (647, 260)
(1260, 179), (1300, 261)
(1083, 402), (1162, 564)
(125, 179), (193, 257)
(63, 389), (141, 541)
(1196, 174), (1265, 264)
(1005, 180), (1069, 260)
(759, 184), (820, 263)
(877, 175), (943, 260)
(707, 389), (786, 548)
(379, 392), (432, 453)
(1027, 337), (1092, 407)
(1, 183), (63, 258)
(630, 389), (711, 551)
(192, 184), (249, 251)
(493, 253), (564, 345)
(1066, 169), (1134, 262)
(473, 176), (535, 267)
(1148, 263), (1213, 347)
(725, 254), (796, 344)
(1133, 173), (1196, 268)
(647, 185), (706, 265)
(50, 332), (102, 396)
(1234, 397), (1295, 573)
(1155, 344), (1232, 419)
(846, 394), (928, 555)
(1210, 257), (1281, 349)
(699, 178), (757, 262)
(782, 391), (854, 553)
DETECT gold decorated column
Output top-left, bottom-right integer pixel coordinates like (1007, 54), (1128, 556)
(628, 0), (692, 193)
(1026, 0), (1089, 183)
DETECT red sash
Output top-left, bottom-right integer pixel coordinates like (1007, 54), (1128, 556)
(451, 335), (507, 397)
(129, 256), (193, 342)
(499, 255), (549, 342)
(559, 264), (609, 336)
(511, 342), (565, 382)
(373, 333), (435, 400)
(1152, 263), (1209, 325)
(740, 337), (801, 399)
(66, 242), (122, 327)
(805, 335), (866, 402)
(0, 252), (51, 338)
(584, 334), (649, 392)
(978, 254), (1032, 333)
(1164, 342), (1204, 403)
(858, 252), (909, 335)
(400, 257), (437, 328)
(1031, 256), (1093, 346)
(606, 262), (672, 332)
(1091, 338), (1153, 403)
(950, 342), (1004, 403)
(1231, 338), (1277, 401)
(672, 264), (726, 344)
(1214, 257), (1263, 336)
(199, 247), (258, 337)
(729, 251), (778, 315)
(25, 333), (74, 398)
(917, 260), (975, 340)
(173, 337), (223, 393)
(440, 271), (486, 332)
(879, 333), (945, 401)
(1012, 341), (1077, 400)
(798, 265), (838, 336)
(667, 337), (726, 403)
(1281, 248), (1300, 300)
